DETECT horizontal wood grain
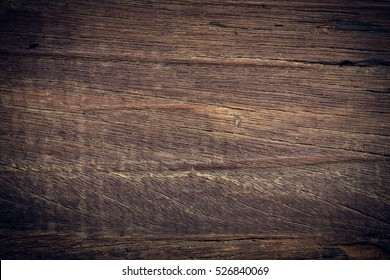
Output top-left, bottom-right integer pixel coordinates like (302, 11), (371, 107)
(0, 0), (389, 259)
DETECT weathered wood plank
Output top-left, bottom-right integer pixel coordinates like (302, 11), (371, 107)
(0, 0), (389, 259)
(1, 231), (389, 260)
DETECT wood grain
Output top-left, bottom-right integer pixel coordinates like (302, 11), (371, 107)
(0, 0), (389, 259)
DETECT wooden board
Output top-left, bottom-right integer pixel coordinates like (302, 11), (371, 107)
(0, 0), (389, 259)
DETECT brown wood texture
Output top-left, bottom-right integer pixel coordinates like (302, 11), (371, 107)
(0, 0), (390, 259)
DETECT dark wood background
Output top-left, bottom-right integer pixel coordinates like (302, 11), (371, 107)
(0, 0), (389, 259)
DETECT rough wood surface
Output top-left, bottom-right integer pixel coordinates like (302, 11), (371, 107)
(0, 0), (389, 259)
